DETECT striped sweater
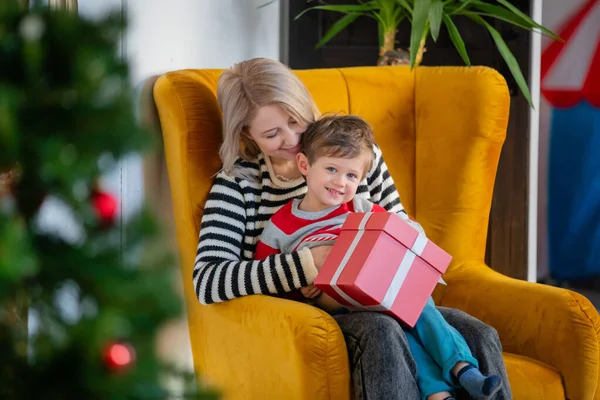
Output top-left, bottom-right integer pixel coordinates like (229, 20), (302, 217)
(255, 197), (425, 260)
(255, 197), (386, 258)
(193, 145), (405, 305)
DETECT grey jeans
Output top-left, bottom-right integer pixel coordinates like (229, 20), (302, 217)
(333, 307), (512, 400)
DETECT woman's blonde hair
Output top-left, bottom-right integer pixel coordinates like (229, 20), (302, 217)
(217, 57), (320, 178)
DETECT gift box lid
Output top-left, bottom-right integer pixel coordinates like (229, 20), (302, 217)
(342, 212), (452, 274)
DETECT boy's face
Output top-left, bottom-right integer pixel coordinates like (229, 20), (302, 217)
(297, 151), (368, 210)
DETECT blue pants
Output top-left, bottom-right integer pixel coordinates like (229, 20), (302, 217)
(406, 297), (479, 399)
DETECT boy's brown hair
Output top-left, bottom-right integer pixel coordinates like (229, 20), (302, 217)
(300, 114), (375, 177)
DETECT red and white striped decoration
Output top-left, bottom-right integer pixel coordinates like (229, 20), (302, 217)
(541, 0), (600, 108)
(301, 235), (339, 244)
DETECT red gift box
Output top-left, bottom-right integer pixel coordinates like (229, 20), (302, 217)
(314, 212), (452, 327)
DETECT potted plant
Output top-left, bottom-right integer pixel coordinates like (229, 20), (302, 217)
(264, 0), (560, 107)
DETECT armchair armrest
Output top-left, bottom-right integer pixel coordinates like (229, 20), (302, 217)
(193, 294), (350, 400)
(440, 261), (600, 400)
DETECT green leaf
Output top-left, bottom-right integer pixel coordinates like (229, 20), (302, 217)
(0, 217), (38, 282)
(257, 0), (278, 9)
(495, 0), (561, 40)
(377, 0), (398, 30)
(396, 0), (413, 13)
(0, 85), (24, 163)
(377, 12), (385, 47)
(464, 2), (560, 40)
(377, 0), (397, 14)
(393, 5), (409, 26)
(409, 0), (430, 69)
(294, 3), (376, 21)
(466, 11), (531, 31)
(428, 0), (444, 42)
(468, 13), (533, 107)
(371, 11), (387, 31)
(442, 14), (471, 66)
(448, 0), (477, 15)
(315, 12), (363, 49)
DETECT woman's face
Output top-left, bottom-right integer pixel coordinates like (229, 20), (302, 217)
(246, 105), (307, 163)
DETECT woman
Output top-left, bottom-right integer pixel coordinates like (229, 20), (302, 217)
(193, 57), (511, 399)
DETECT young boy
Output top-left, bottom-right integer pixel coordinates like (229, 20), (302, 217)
(256, 115), (502, 400)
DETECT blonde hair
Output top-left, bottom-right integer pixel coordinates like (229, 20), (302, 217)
(301, 114), (375, 179)
(217, 58), (320, 178)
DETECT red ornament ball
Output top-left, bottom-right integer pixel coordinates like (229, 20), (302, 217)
(104, 342), (136, 371)
(92, 190), (118, 225)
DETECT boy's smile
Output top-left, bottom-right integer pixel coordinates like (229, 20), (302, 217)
(326, 187), (344, 197)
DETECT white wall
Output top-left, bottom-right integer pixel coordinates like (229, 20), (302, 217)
(126, 0), (280, 84)
(528, 0), (542, 282)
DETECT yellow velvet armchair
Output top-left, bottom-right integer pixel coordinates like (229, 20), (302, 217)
(153, 65), (600, 400)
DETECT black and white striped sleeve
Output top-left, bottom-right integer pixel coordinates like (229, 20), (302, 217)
(193, 173), (318, 305)
(366, 144), (406, 214)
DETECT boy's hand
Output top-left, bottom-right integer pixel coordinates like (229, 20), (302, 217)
(309, 245), (333, 271)
(300, 284), (322, 299)
(314, 293), (343, 312)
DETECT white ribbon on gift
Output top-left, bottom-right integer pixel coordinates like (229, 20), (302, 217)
(330, 213), (445, 312)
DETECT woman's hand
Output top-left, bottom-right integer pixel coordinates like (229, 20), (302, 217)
(309, 245), (333, 271)
(314, 293), (343, 313)
(300, 284), (322, 299)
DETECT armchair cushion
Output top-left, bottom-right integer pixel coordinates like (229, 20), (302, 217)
(199, 295), (350, 399)
(503, 353), (564, 400)
(442, 262), (600, 400)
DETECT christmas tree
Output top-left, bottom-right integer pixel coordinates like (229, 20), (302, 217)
(0, 1), (218, 398)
